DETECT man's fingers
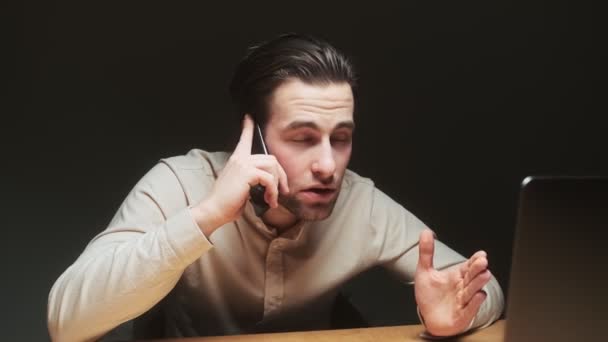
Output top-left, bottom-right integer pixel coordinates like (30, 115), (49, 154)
(468, 251), (487, 268)
(264, 174), (280, 208)
(461, 270), (491, 305)
(417, 229), (435, 271)
(250, 155), (290, 195)
(277, 160), (289, 194)
(464, 255), (488, 287)
(459, 260), (469, 278)
(234, 114), (255, 156)
(462, 250), (487, 285)
(463, 290), (487, 320)
(248, 169), (279, 208)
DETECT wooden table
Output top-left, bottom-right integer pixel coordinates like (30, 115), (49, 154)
(146, 320), (505, 342)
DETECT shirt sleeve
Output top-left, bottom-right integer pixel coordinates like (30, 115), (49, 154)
(47, 161), (214, 342)
(369, 187), (504, 334)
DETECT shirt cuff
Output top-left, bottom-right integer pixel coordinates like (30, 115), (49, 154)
(165, 206), (214, 267)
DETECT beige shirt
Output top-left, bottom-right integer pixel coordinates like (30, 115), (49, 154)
(47, 149), (504, 342)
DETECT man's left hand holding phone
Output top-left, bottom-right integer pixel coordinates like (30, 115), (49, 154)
(189, 114), (290, 238)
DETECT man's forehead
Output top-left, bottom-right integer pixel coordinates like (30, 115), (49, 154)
(268, 79), (354, 129)
(269, 79), (351, 105)
(271, 110), (354, 131)
(273, 80), (352, 101)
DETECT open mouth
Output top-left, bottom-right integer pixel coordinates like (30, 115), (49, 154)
(299, 187), (337, 203)
(308, 188), (335, 194)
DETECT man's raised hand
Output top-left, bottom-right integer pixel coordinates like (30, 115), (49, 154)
(414, 229), (491, 336)
(191, 115), (289, 237)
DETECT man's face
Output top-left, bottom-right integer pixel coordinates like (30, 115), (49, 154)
(264, 79), (355, 221)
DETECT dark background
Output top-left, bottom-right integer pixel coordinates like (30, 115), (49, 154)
(4, 1), (605, 340)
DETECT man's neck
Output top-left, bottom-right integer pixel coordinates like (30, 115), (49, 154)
(262, 205), (299, 233)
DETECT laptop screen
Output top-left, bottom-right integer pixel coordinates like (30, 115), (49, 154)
(504, 177), (608, 342)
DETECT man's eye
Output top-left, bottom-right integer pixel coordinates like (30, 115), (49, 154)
(291, 136), (314, 143)
(331, 135), (352, 143)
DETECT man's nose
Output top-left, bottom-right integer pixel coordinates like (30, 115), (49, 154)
(311, 140), (336, 181)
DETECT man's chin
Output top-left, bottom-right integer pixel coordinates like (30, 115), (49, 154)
(297, 204), (334, 221)
(279, 195), (338, 221)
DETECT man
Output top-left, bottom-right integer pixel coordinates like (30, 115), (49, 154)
(48, 33), (504, 342)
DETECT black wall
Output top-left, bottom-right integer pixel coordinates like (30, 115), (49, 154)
(5, 1), (605, 340)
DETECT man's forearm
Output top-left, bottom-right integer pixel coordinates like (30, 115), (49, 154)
(47, 208), (212, 342)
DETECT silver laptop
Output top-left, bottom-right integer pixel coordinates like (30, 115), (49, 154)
(504, 176), (608, 341)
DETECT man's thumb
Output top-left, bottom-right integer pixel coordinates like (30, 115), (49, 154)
(417, 229), (435, 271)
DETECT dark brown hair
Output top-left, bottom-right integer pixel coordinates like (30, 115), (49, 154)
(229, 33), (357, 127)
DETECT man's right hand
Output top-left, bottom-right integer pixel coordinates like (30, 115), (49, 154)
(190, 114), (290, 237)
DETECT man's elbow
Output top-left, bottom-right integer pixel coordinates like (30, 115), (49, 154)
(47, 281), (93, 342)
(47, 302), (79, 342)
(48, 315), (102, 342)
(47, 314), (78, 342)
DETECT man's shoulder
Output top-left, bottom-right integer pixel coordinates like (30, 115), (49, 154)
(341, 169), (402, 211)
(337, 169), (377, 209)
(342, 169), (375, 189)
(160, 149), (230, 175)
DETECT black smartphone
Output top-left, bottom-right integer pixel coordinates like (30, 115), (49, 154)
(249, 122), (270, 217)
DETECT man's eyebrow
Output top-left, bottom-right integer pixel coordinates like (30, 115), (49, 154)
(285, 121), (320, 131)
(284, 120), (356, 131)
(335, 121), (355, 131)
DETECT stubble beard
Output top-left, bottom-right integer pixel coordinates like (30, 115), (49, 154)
(278, 190), (340, 221)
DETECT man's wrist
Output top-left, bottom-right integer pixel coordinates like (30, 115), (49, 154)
(416, 307), (472, 338)
(190, 200), (225, 237)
